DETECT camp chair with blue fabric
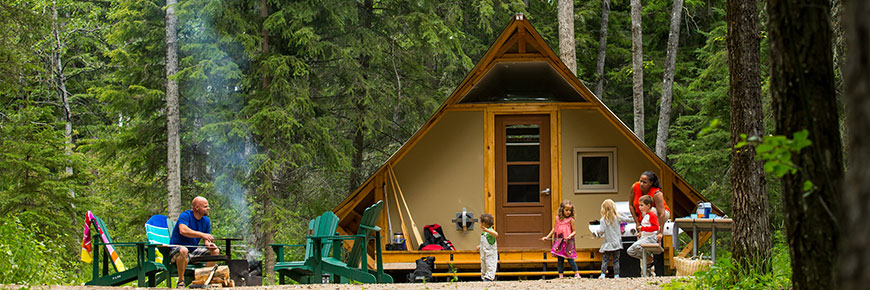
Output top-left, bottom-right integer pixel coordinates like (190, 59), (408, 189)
(318, 200), (392, 284)
(270, 211), (342, 284)
(83, 212), (166, 286)
(144, 214), (185, 287)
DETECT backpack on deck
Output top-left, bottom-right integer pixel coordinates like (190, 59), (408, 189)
(418, 224), (455, 251)
(407, 256), (435, 282)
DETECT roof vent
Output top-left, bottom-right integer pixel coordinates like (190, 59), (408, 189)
(515, 13), (524, 20)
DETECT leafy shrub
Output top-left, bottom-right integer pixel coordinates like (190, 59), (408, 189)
(0, 216), (89, 285)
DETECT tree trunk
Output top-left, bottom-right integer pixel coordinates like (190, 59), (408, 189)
(165, 0), (182, 220)
(769, 0), (843, 288)
(655, 0), (684, 160)
(252, 0), (280, 283)
(630, 0), (644, 141)
(832, 0), (846, 97)
(727, 0), (772, 271)
(595, 0), (610, 98)
(349, 0), (373, 192)
(350, 124), (365, 191)
(51, 0), (75, 200)
(257, 0), (276, 281)
(839, 0), (870, 287)
(557, 0), (576, 75)
(391, 40), (402, 125)
(255, 189), (275, 284)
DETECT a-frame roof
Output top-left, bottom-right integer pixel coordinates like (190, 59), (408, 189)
(333, 14), (717, 219)
(447, 14), (594, 105)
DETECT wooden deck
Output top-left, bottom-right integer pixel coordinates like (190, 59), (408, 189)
(381, 238), (676, 277)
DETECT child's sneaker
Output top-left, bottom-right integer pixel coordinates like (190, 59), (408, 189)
(598, 273), (605, 279)
(575, 273), (581, 278)
(614, 274), (620, 278)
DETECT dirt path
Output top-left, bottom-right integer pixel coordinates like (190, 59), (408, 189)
(29, 277), (683, 290)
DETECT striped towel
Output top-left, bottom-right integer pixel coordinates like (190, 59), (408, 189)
(81, 211), (126, 271)
(145, 215), (172, 264)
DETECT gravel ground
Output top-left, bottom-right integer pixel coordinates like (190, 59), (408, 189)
(19, 277), (685, 290)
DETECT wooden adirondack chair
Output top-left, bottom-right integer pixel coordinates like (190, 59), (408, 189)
(85, 214), (167, 287)
(145, 214), (229, 287)
(270, 211), (341, 284)
(317, 200), (392, 284)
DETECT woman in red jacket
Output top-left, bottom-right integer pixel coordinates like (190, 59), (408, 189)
(628, 171), (670, 242)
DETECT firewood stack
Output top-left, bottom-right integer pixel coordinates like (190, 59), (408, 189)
(192, 266), (234, 287)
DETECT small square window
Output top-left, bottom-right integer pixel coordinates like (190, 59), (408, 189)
(574, 148), (617, 193)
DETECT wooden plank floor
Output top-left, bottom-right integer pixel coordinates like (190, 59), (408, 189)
(432, 270), (601, 278)
(382, 243), (675, 273)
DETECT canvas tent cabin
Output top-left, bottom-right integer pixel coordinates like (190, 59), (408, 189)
(330, 14), (720, 277)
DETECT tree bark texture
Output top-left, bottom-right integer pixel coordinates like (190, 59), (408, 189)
(558, 0), (576, 75)
(839, 0), (870, 287)
(655, 0), (684, 160)
(727, 0), (772, 270)
(630, 0), (645, 141)
(769, 0), (843, 288)
(165, 0), (182, 221)
(255, 192), (275, 283)
(831, 0), (846, 97)
(595, 0), (610, 98)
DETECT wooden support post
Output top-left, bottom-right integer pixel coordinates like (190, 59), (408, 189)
(677, 232), (712, 258)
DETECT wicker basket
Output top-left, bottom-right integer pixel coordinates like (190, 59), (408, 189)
(673, 256), (713, 276)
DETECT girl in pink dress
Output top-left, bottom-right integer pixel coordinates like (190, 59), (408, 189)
(541, 200), (579, 278)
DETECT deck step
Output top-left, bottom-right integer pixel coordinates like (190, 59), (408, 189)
(432, 270), (601, 278)
(435, 259), (592, 266)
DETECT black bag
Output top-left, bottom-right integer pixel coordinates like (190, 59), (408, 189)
(408, 256), (435, 282)
(418, 224), (456, 251)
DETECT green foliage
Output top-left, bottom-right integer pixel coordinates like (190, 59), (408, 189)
(663, 231), (791, 289)
(448, 262), (459, 282)
(735, 130), (812, 177)
(735, 130), (815, 198)
(0, 217), (89, 285)
(663, 8), (734, 214)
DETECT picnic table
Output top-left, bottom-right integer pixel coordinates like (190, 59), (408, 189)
(671, 217), (732, 263)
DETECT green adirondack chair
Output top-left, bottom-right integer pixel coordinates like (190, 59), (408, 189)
(270, 211), (342, 284)
(318, 200), (392, 284)
(85, 214), (167, 287)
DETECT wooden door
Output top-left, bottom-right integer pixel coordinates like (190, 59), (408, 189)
(495, 114), (552, 249)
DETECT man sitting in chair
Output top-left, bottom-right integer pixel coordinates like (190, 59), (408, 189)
(170, 196), (219, 287)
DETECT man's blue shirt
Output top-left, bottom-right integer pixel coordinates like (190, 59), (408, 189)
(170, 210), (211, 246)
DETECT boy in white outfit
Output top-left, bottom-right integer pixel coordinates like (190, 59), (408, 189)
(476, 213), (498, 281)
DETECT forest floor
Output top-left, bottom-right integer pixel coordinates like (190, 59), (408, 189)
(17, 276), (683, 290)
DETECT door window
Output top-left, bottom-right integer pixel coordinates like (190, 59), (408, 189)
(506, 124), (540, 203)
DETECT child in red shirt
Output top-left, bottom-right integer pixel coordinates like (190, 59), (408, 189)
(627, 195), (659, 276)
